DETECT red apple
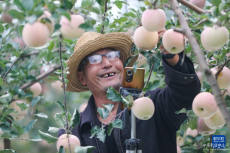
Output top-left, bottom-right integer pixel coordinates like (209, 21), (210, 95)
(197, 118), (216, 135)
(30, 82), (42, 97)
(9, 99), (27, 121)
(210, 66), (230, 89)
(56, 134), (81, 152)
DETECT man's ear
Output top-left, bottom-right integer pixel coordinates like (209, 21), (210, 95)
(77, 71), (86, 85)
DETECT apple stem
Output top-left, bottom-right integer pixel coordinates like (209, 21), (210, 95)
(152, 0), (158, 9)
(215, 59), (230, 79)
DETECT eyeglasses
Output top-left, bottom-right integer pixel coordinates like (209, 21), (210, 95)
(78, 51), (120, 71)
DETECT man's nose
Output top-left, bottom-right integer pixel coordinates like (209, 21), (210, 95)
(101, 56), (112, 68)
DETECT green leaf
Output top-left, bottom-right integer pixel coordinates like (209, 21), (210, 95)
(54, 113), (66, 128)
(16, 102), (28, 111)
(97, 107), (109, 119)
(22, 0), (34, 10)
(1, 132), (12, 139)
(107, 123), (113, 136)
(35, 113), (48, 118)
(95, 0), (102, 6)
(74, 146), (96, 153)
(175, 108), (187, 114)
(48, 127), (60, 133)
(96, 128), (106, 142)
(46, 50), (53, 61)
(102, 104), (114, 113)
(79, 23), (93, 31)
(114, 0), (129, 9)
(90, 125), (100, 139)
(26, 119), (37, 132)
(0, 78), (3, 86)
(0, 61), (6, 69)
(106, 87), (122, 102)
(211, 0), (221, 7)
(14, 0), (25, 11)
(38, 130), (58, 144)
(12, 124), (25, 135)
(58, 146), (65, 153)
(31, 96), (41, 107)
(8, 10), (25, 20)
(48, 40), (55, 51)
(142, 80), (160, 92)
(0, 25), (4, 33)
(112, 119), (123, 129)
(63, 0), (73, 10)
(0, 122), (10, 133)
(55, 101), (65, 112)
(62, 12), (71, 21)
(0, 149), (17, 153)
(70, 109), (80, 128)
(113, 17), (128, 23)
(2, 109), (16, 118)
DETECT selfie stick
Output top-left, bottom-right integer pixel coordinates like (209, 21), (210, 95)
(119, 87), (142, 153)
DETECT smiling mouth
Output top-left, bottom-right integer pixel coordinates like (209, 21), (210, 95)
(100, 72), (116, 78)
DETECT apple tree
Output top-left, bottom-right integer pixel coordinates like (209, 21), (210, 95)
(0, 0), (230, 152)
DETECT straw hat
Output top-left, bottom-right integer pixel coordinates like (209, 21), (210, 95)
(65, 32), (138, 92)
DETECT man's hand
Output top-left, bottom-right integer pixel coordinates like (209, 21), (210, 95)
(158, 29), (180, 66)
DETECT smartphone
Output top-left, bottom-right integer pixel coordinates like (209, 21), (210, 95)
(120, 67), (145, 110)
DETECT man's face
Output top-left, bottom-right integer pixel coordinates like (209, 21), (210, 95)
(79, 48), (124, 93)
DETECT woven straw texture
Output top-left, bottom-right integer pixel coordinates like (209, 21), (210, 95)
(66, 32), (138, 92)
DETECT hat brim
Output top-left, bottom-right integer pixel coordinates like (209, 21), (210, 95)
(66, 32), (138, 92)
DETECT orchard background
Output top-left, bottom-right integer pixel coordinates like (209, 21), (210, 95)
(0, 0), (230, 152)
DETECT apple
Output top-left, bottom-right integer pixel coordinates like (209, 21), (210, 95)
(162, 29), (185, 54)
(204, 108), (226, 129)
(30, 82), (42, 97)
(37, 11), (55, 35)
(133, 26), (158, 50)
(1, 13), (12, 23)
(79, 102), (88, 113)
(125, 28), (134, 36)
(12, 37), (25, 48)
(177, 145), (181, 153)
(60, 15), (85, 39)
(177, 136), (185, 146)
(9, 100), (27, 121)
(196, 71), (203, 87)
(226, 53), (230, 59)
(51, 81), (63, 92)
(223, 86), (230, 98)
(141, 9), (166, 32)
(132, 97), (155, 120)
(210, 66), (230, 89)
(186, 128), (198, 137)
(201, 25), (229, 52)
(137, 54), (147, 67)
(22, 22), (49, 47)
(189, 0), (206, 8)
(56, 134), (81, 152)
(197, 118), (216, 135)
(192, 92), (217, 119)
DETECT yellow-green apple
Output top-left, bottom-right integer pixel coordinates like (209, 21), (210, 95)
(204, 108), (226, 129)
(141, 9), (166, 32)
(201, 25), (229, 52)
(133, 26), (158, 50)
(210, 66), (230, 89)
(197, 118), (216, 135)
(132, 97), (155, 120)
(22, 22), (49, 47)
(137, 54), (147, 67)
(37, 11), (55, 35)
(189, 0), (206, 8)
(186, 128), (198, 137)
(79, 102), (88, 113)
(196, 71), (203, 87)
(177, 136), (185, 146)
(177, 145), (182, 153)
(60, 15), (85, 39)
(9, 100), (27, 121)
(162, 29), (185, 54)
(56, 134), (81, 153)
(29, 82), (42, 97)
(192, 92), (217, 119)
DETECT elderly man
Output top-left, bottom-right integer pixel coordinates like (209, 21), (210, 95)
(58, 32), (201, 153)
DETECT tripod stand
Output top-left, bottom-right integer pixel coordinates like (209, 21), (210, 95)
(119, 87), (143, 153)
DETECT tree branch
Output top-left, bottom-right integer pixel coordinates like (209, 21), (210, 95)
(215, 59), (230, 79)
(168, 0), (230, 131)
(177, 0), (210, 14)
(20, 64), (61, 90)
(101, 0), (108, 34)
